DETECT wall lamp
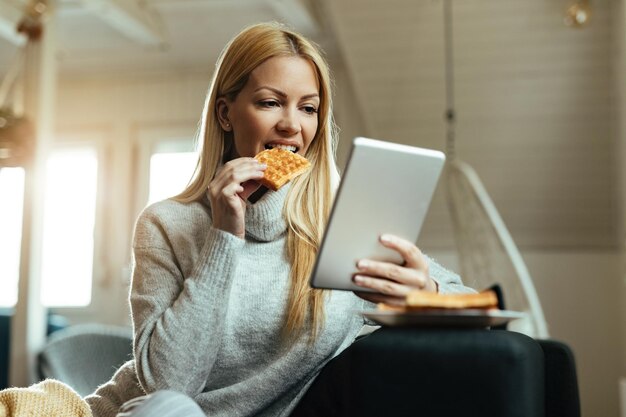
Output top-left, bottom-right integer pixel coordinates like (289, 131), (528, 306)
(564, 0), (592, 28)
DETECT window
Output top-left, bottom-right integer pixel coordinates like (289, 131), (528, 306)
(133, 128), (197, 211)
(40, 148), (98, 307)
(0, 148), (99, 308)
(0, 168), (25, 307)
(148, 150), (197, 205)
(3, 125), (196, 311)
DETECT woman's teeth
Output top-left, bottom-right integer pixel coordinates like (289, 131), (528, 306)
(265, 144), (297, 152)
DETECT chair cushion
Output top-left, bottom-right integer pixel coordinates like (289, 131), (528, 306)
(38, 324), (133, 397)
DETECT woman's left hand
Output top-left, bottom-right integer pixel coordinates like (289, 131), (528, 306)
(352, 234), (438, 307)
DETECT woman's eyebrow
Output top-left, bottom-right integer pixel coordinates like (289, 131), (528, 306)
(301, 93), (320, 101)
(254, 86), (319, 100)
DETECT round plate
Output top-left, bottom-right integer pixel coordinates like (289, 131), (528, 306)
(361, 309), (526, 328)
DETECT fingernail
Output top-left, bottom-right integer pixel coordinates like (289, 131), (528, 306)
(357, 259), (369, 269)
(380, 234), (392, 243)
(353, 275), (364, 284)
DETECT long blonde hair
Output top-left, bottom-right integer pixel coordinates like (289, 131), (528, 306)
(175, 22), (339, 341)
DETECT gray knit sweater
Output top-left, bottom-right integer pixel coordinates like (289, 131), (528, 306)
(86, 185), (470, 417)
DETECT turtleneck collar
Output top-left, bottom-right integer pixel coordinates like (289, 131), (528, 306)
(244, 184), (290, 242)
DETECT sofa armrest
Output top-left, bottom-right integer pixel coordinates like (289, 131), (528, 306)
(345, 328), (545, 417)
(538, 339), (581, 417)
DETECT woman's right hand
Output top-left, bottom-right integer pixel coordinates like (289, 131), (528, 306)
(208, 158), (266, 239)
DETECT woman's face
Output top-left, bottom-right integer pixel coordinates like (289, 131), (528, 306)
(218, 56), (320, 159)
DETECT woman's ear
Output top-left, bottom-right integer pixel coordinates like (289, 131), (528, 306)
(216, 98), (232, 132)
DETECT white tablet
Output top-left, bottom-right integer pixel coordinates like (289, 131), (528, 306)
(309, 137), (445, 292)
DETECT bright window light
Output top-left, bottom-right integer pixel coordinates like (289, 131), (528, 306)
(148, 152), (197, 205)
(40, 148), (98, 307)
(0, 168), (25, 307)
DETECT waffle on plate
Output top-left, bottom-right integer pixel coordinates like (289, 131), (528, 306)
(378, 290), (499, 312)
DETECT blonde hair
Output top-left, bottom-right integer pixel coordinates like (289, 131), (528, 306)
(175, 22), (339, 342)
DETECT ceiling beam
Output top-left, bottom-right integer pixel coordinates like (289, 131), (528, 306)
(77, 0), (166, 46)
(134, 0), (319, 36)
(0, 0), (27, 45)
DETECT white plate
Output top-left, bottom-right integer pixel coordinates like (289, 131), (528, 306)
(361, 309), (526, 328)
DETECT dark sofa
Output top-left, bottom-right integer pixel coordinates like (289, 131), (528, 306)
(5, 309), (579, 417)
(294, 327), (580, 417)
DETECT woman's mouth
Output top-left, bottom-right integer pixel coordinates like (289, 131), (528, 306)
(265, 143), (298, 153)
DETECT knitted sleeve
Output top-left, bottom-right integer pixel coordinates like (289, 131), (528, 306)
(129, 201), (244, 397)
(425, 255), (476, 294)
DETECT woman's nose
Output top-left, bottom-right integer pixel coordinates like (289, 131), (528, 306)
(276, 109), (301, 135)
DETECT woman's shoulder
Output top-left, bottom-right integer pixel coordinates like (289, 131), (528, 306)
(140, 197), (208, 223)
(133, 198), (211, 249)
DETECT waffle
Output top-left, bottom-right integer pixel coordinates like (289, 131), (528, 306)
(254, 148), (311, 191)
(405, 290), (499, 310)
(377, 290), (499, 312)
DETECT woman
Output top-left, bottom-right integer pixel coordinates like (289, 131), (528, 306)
(86, 22), (473, 417)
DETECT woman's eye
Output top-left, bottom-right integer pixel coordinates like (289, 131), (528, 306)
(259, 100), (279, 108)
(302, 105), (318, 115)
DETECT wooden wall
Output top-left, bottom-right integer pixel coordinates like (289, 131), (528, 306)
(325, 0), (616, 251)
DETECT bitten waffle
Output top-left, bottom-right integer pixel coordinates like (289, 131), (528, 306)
(254, 148), (311, 191)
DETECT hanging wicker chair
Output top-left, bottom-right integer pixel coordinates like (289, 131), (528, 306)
(440, 0), (549, 339)
(445, 159), (549, 338)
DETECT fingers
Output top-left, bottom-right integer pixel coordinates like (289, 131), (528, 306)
(353, 274), (415, 297)
(354, 258), (428, 291)
(352, 234), (436, 298)
(209, 158), (266, 200)
(207, 158), (266, 238)
(379, 234), (428, 272)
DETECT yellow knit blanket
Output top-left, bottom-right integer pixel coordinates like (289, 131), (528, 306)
(0, 379), (92, 417)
